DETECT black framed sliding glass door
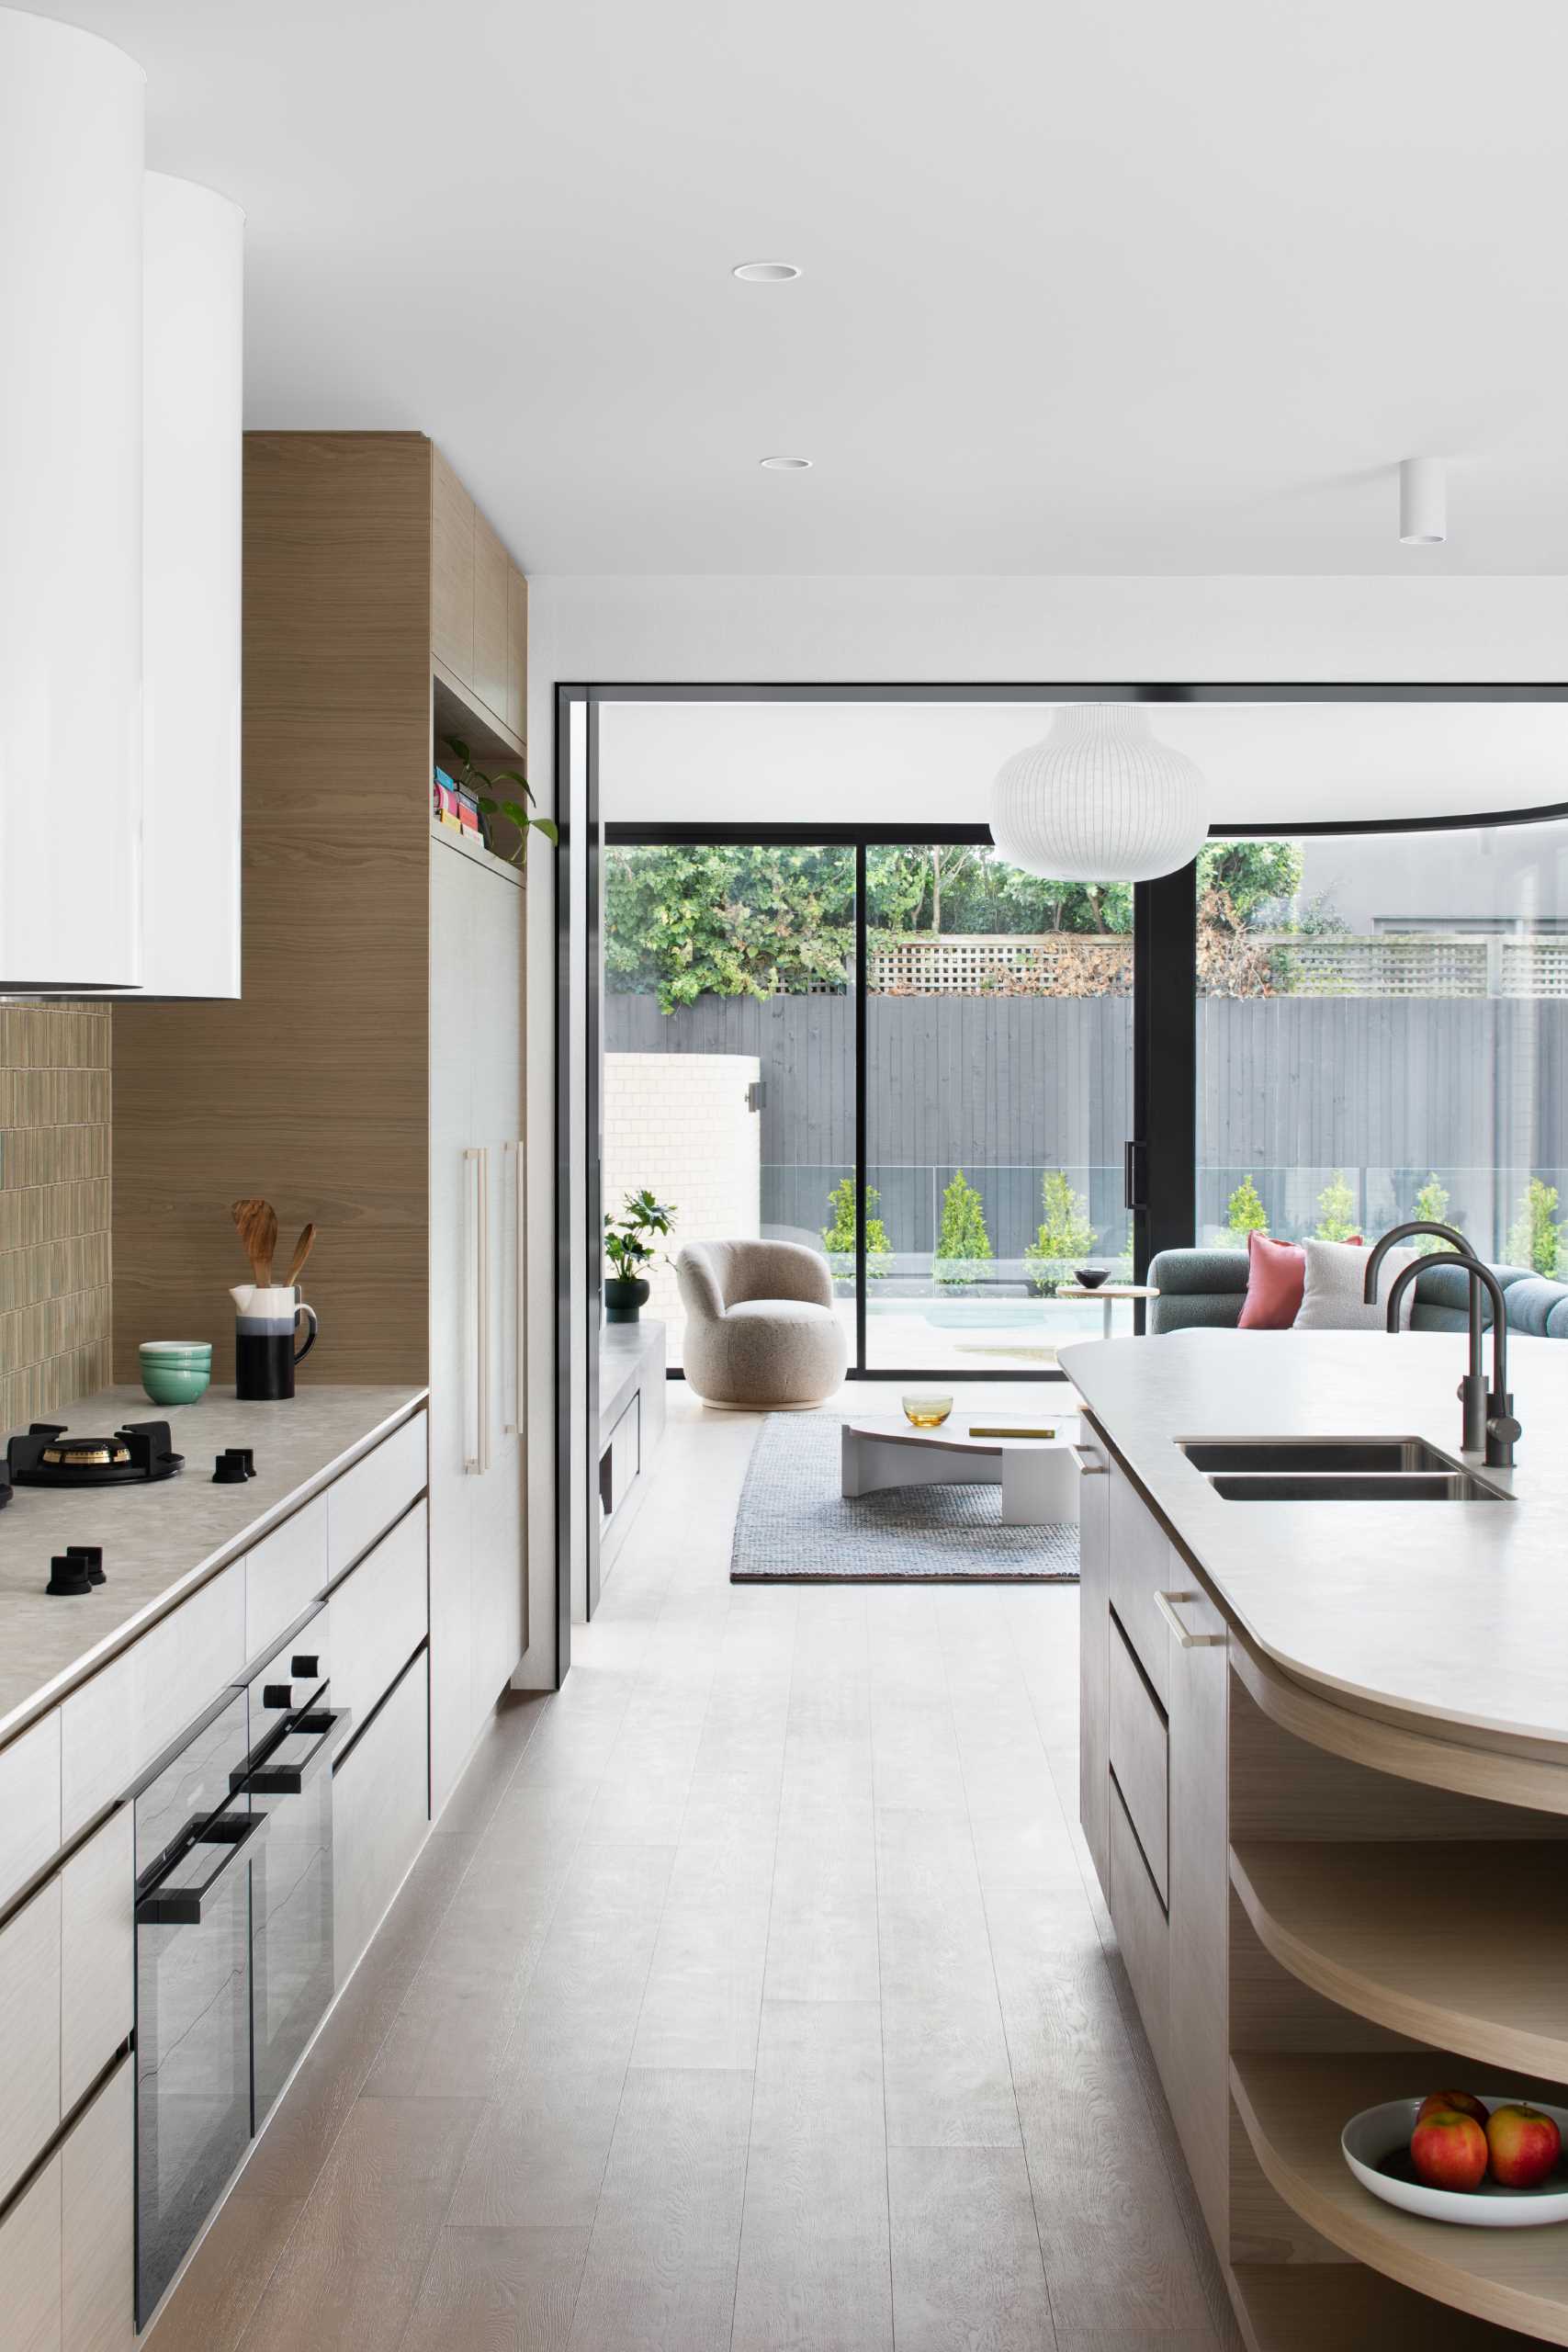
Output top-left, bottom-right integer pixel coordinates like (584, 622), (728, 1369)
(604, 820), (1181, 1381)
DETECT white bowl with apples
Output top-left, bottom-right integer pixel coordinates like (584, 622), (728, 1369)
(1343, 2090), (1568, 2227)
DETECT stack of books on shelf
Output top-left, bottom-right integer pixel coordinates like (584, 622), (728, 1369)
(433, 767), (483, 843)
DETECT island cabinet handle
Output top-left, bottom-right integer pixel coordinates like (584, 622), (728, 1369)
(1155, 1589), (1225, 1648)
(1071, 1444), (1107, 1475)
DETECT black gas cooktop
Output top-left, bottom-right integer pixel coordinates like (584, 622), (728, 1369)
(0, 1419), (186, 1498)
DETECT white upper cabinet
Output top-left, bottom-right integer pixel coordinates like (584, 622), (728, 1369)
(0, 15), (145, 990)
(0, 33), (243, 998)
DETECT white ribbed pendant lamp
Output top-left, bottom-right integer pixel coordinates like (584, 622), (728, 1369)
(989, 705), (1210, 883)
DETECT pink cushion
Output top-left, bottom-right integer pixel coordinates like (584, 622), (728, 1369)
(1237, 1231), (1304, 1328)
(1238, 1229), (1366, 1329)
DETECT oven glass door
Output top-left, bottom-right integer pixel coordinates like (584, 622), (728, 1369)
(242, 1617), (345, 2129)
(134, 1686), (256, 2328)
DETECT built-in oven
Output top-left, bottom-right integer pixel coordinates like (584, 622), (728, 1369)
(237, 1603), (348, 2128)
(133, 1602), (349, 2327)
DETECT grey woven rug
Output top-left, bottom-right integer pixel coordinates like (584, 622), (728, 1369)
(730, 1413), (1079, 1583)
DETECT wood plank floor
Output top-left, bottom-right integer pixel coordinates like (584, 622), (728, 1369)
(150, 1384), (1242, 2352)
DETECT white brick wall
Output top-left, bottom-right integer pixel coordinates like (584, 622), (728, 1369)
(604, 1052), (761, 1363)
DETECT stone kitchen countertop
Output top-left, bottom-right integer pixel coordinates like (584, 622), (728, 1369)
(1058, 1329), (1568, 1754)
(0, 1382), (427, 1744)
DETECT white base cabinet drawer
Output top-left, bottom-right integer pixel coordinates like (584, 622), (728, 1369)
(0, 1712), (62, 1917)
(1106, 1611), (1168, 1905)
(0, 1876), (62, 2209)
(62, 1564), (244, 1840)
(61, 1811), (133, 2116)
(327, 1413), (426, 1581)
(333, 1648), (428, 1989)
(0, 2147), (62, 2352)
(1108, 1777), (1168, 2078)
(327, 1500), (428, 1727)
(244, 1493), (328, 1661)
(0, 2057), (134, 2352)
(1107, 1454), (1172, 1705)
(61, 2056), (133, 2352)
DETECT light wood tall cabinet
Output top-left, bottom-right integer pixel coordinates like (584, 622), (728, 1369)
(114, 431), (536, 1803)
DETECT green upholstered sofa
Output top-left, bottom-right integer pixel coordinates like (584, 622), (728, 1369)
(1147, 1249), (1568, 1340)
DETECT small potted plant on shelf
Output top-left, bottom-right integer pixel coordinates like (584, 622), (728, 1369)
(604, 1189), (677, 1323)
(442, 736), (558, 867)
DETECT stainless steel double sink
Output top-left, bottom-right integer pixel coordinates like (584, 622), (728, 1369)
(1179, 1436), (1511, 1503)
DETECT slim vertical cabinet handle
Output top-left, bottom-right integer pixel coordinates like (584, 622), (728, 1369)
(463, 1152), (481, 1467)
(477, 1144), (491, 1474)
(514, 1133), (526, 1439)
(1154, 1589), (1225, 1648)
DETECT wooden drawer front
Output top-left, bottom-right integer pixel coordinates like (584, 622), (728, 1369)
(333, 1648), (428, 1989)
(1107, 1455), (1171, 1704)
(327, 1412), (426, 1582)
(1106, 1611), (1168, 1905)
(0, 2147), (62, 2352)
(60, 1810), (133, 2116)
(326, 1500), (428, 1727)
(0, 1876), (62, 2208)
(244, 1493), (328, 1660)
(62, 2055), (133, 2352)
(0, 1709), (62, 1916)
(1109, 1778), (1169, 2074)
(61, 1564), (245, 1840)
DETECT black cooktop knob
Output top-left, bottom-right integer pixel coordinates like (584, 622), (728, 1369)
(238, 1447), (256, 1477)
(66, 1545), (106, 1585)
(212, 1450), (249, 1485)
(46, 1555), (93, 1598)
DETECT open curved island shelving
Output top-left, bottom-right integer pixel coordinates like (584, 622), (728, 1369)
(1063, 1329), (1568, 2352)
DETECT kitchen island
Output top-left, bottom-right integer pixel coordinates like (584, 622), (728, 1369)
(1059, 1329), (1568, 2352)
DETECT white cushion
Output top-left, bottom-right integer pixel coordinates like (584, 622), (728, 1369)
(1293, 1238), (1418, 1331)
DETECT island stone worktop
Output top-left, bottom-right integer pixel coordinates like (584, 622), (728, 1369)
(1058, 1328), (1568, 1753)
(0, 1382), (427, 1743)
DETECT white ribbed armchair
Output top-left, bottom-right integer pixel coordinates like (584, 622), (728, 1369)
(675, 1239), (846, 1408)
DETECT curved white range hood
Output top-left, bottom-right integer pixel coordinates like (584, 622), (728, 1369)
(0, 10), (145, 989)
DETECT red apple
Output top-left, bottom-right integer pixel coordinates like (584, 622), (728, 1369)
(1416, 2089), (1490, 2130)
(1410, 2106), (1489, 2191)
(1486, 2102), (1562, 2189)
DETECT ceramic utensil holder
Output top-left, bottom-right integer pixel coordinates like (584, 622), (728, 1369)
(231, 1283), (318, 1399)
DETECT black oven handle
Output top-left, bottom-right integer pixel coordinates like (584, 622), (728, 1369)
(240, 1705), (352, 1796)
(135, 1805), (270, 1928)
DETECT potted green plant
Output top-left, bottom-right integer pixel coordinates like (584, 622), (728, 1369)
(443, 736), (559, 867)
(604, 1188), (676, 1322)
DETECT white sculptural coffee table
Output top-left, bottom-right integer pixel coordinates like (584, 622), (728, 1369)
(840, 1413), (1081, 1527)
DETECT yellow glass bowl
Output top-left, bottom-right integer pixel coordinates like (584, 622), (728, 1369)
(902, 1392), (954, 1428)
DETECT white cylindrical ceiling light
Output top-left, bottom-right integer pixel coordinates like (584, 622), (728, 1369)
(1399, 456), (1447, 545)
(142, 171), (244, 997)
(0, 11), (145, 987)
(989, 706), (1210, 883)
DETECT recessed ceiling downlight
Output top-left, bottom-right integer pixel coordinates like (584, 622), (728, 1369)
(733, 260), (800, 282)
(759, 454), (811, 469)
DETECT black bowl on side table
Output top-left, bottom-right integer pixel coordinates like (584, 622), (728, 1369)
(1075, 1267), (1109, 1290)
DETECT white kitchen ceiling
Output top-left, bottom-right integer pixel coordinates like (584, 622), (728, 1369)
(600, 699), (1568, 827)
(31, 0), (1568, 576)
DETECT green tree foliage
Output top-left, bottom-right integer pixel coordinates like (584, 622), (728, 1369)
(1196, 840), (1304, 923)
(1224, 1174), (1269, 1248)
(1411, 1174), (1453, 1254)
(822, 1177), (893, 1280)
(604, 839), (1320, 1010)
(1506, 1178), (1565, 1277)
(932, 1170), (992, 1286)
(1024, 1170), (1096, 1294)
(1312, 1170), (1359, 1243)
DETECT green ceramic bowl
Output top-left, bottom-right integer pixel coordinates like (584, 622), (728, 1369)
(140, 1342), (212, 1405)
